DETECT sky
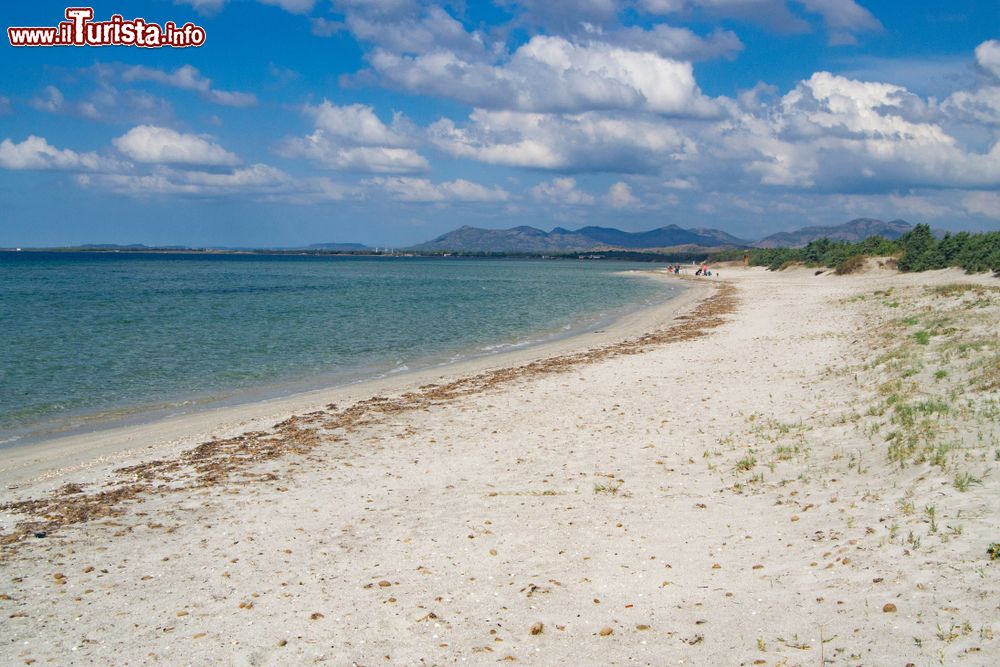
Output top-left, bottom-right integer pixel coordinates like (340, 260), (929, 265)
(0, 0), (998, 247)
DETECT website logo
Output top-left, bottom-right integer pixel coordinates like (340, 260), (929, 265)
(8, 7), (206, 48)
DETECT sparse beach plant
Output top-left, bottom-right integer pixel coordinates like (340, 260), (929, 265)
(925, 505), (937, 533)
(736, 452), (756, 472)
(594, 481), (622, 495)
(953, 471), (982, 492)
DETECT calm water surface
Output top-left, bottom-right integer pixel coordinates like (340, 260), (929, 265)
(0, 252), (679, 443)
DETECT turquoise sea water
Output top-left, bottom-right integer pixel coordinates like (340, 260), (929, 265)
(0, 252), (679, 444)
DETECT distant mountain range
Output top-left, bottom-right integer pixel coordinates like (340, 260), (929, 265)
(409, 219), (916, 253)
(304, 242), (369, 251)
(411, 224), (749, 253)
(752, 218), (914, 248)
(23, 218), (922, 255)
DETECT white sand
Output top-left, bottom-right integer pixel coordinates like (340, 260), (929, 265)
(2, 266), (999, 666)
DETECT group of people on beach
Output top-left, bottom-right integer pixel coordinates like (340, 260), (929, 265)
(666, 263), (716, 277)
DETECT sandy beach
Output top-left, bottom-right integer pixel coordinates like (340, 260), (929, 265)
(2, 266), (999, 666)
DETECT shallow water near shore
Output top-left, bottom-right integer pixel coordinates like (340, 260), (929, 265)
(0, 252), (680, 445)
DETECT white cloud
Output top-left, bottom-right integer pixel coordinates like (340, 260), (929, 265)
(961, 191), (1000, 219)
(113, 125), (240, 166)
(430, 108), (695, 172)
(311, 17), (343, 37)
(606, 181), (640, 208)
(176, 0), (227, 11)
(309, 101), (413, 146)
(30, 85), (64, 113)
(582, 23), (743, 61)
(530, 177), (595, 205)
(0, 135), (112, 171)
(663, 177), (697, 190)
(258, 0), (315, 13)
(712, 71), (1000, 191)
(975, 40), (1000, 80)
(372, 35), (719, 116)
(80, 164), (287, 196)
(77, 163), (362, 204)
(795, 0), (881, 44)
(283, 139), (429, 173)
(280, 101), (428, 173)
(123, 65), (257, 107)
(347, 5), (487, 57)
(943, 87), (1000, 127)
(367, 177), (510, 202)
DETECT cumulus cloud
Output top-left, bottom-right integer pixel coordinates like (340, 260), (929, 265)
(530, 177), (595, 204)
(710, 71), (1000, 191)
(372, 35), (719, 116)
(430, 109), (696, 173)
(975, 40), (1000, 80)
(0, 135), (113, 171)
(366, 176), (510, 202)
(113, 125), (240, 166)
(123, 65), (257, 107)
(606, 181), (640, 208)
(943, 87), (1000, 127)
(584, 23), (743, 61)
(279, 101), (428, 173)
(346, 5), (487, 57)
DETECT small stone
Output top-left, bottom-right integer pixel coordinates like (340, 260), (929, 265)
(378, 580), (392, 587)
(310, 612), (324, 620)
(598, 627), (613, 636)
(530, 622), (544, 636)
(711, 563), (721, 569)
(790, 515), (800, 522)
(278, 639), (288, 647)
(882, 603), (897, 613)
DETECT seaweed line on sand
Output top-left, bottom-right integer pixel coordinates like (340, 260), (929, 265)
(0, 281), (737, 555)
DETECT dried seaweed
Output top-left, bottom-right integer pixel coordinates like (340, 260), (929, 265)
(1, 282), (737, 554)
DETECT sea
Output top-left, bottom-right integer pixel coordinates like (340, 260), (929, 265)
(0, 252), (682, 445)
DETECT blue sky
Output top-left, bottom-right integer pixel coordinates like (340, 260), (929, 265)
(1, 0), (998, 247)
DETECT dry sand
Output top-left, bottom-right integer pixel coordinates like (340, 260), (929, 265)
(2, 266), (999, 666)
